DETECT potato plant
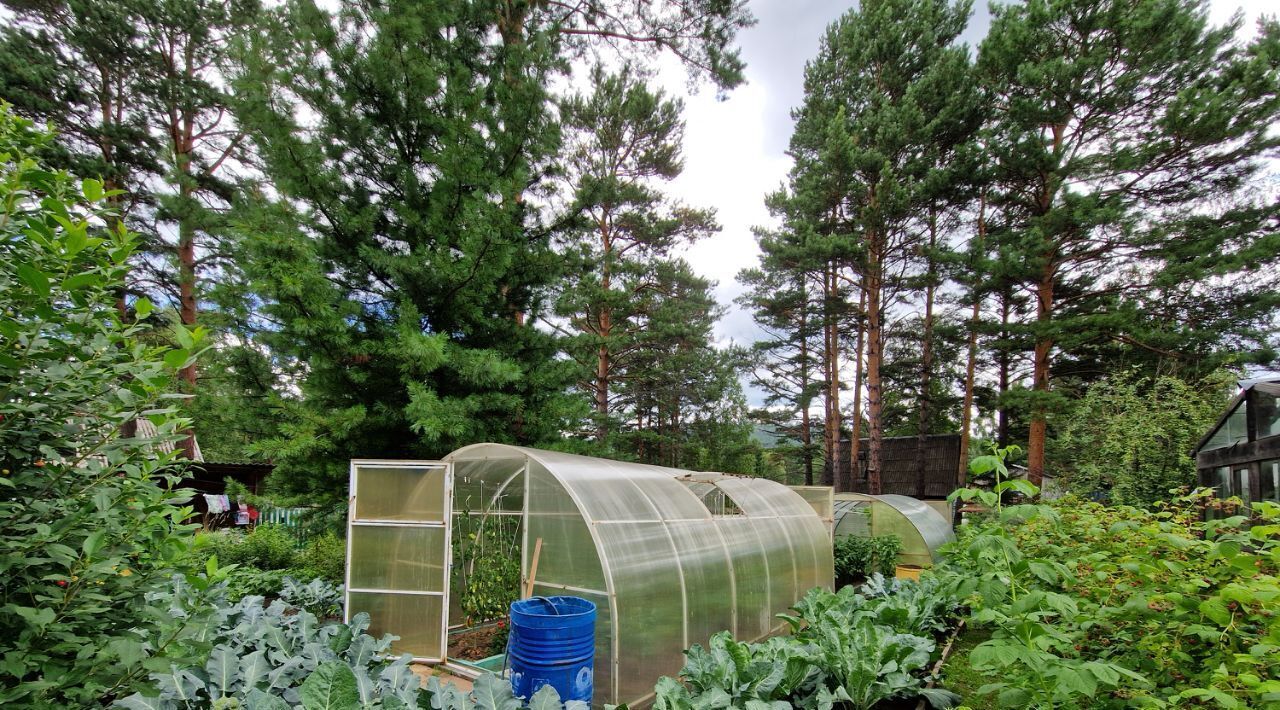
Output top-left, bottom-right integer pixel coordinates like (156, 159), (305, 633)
(938, 486), (1280, 707)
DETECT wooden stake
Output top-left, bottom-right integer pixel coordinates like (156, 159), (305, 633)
(524, 538), (543, 598)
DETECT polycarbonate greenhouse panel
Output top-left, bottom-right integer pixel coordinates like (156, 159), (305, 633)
(789, 485), (835, 538)
(345, 460), (451, 663)
(453, 456), (524, 514)
(440, 444), (836, 708)
(876, 494), (956, 564)
(348, 525), (446, 590)
(348, 591), (445, 660)
(592, 520), (684, 705)
(833, 498), (871, 537)
(667, 520), (735, 648)
(353, 465), (447, 521)
(832, 492), (956, 568)
(526, 460), (608, 592)
(715, 516), (774, 640)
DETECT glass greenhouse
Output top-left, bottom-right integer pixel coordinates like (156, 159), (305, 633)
(1195, 377), (1280, 508)
(831, 493), (955, 568)
(344, 444), (834, 707)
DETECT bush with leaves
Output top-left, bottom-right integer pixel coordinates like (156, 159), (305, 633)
(195, 523), (349, 600)
(198, 524), (300, 573)
(1048, 371), (1230, 506)
(940, 470), (1280, 707)
(833, 532), (902, 587)
(295, 532), (346, 586)
(0, 105), (215, 706)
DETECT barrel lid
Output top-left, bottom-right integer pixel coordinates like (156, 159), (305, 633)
(511, 595), (596, 618)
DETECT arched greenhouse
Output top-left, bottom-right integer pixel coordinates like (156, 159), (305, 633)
(832, 492), (955, 568)
(343, 444), (834, 707)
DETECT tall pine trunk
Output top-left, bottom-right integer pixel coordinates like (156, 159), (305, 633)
(799, 286), (815, 485)
(594, 226), (613, 442)
(170, 47), (199, 459)
(914, 207), (937, 497)
(821, 263), (841, 487)
(958, 194), (986, 487)
(847, 285), (865, 493)
(1025, 124), (1065, 488)
(1027, 263), (1054, 487)
(865, 234), (884, 495)
(997, 289), (1011, 447)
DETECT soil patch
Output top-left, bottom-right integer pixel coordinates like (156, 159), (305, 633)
(448, 623), (505, 661)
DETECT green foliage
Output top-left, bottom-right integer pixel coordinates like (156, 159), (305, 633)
(656, 578), (961, 710)
(755, 0), (983, 488)
(279, 577), (344, 619)
(116, 588), (422, 708)
(228, 0), (582, 514)
(295, 533), (347, 586)
(453, 512), (521, 623)
(119, 579), (588, 710)
(199, 525), (300, 572)
(187, 342), (292, 463)
(657, 632), (819, 709)
(978, 0), (1280, 476)
(833, 533), (902, 587)
(1050, 371), (1232, 506)
(196, 526), (295, 600)
(195, 525), (348, 602)
(0, 105), (218, 707)
(936, 485), (1280, 707)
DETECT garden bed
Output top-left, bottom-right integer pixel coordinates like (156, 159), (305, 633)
(448, 622), (506, 661)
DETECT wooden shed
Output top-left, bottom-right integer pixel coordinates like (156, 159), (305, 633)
(838, 433), (961, 499)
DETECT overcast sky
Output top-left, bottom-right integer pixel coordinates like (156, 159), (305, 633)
(649, 0), (1273, 370)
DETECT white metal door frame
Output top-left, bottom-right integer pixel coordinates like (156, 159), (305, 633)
(345, 459), (453, 663)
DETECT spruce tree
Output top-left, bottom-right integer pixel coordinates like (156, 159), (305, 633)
(229, 0), (580, 506)
(979, 0), (1280, 484)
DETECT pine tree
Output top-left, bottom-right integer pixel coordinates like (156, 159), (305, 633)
(612, 259), (751, 470)
(137, 0), (259, 394)
(979, 0), (1280, 484)
(773, 0), (981, 493)
(506, 0), (754, 92)
(2, 0), (263, 459)
(555, 65), (716, 442)
(739, 238), (823, 485)
(0, 0), (161, 312)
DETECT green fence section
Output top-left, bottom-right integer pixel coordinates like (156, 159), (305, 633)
(261, 507), (312, 546)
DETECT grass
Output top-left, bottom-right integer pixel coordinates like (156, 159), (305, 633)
(938, 626), (995, 709)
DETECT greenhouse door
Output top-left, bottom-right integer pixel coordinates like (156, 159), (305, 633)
(345, 460), (453, 662)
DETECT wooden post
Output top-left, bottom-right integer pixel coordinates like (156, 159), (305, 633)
(523, 538), (543, 598)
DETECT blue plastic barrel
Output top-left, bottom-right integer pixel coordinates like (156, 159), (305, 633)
(508, 596), (596, 703)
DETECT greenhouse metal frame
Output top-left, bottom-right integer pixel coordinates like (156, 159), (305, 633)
(344, 444), (834, 707)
